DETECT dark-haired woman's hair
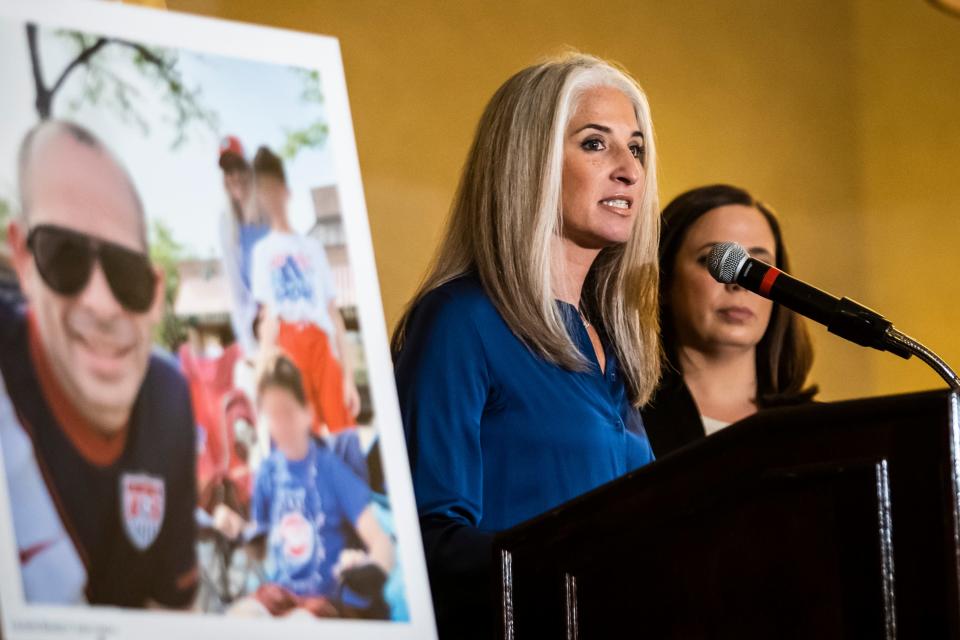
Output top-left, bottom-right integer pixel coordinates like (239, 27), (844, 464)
(257, 352), (307, 406)
(659, 184), (817, 406)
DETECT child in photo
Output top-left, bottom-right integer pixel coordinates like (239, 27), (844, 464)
(219, 353), (393, 618)
(250, 147), (359, 434)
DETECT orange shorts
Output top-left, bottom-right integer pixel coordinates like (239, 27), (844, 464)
(277, 322), (352, 434)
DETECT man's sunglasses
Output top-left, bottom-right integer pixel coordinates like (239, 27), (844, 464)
(26, 224), (157, 313)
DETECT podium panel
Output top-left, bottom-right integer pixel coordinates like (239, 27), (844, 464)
(495, 391), (960, 639)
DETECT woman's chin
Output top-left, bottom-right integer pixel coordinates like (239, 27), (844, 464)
(710, 333), (762, 352)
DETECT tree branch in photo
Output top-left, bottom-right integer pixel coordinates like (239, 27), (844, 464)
(24, 26), (219, 147)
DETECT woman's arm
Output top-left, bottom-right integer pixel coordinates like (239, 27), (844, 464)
(418, 514), (495, 619)
(394, 285), (496, 634)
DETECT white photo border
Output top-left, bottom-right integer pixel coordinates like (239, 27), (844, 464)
(0, 1), (436, 638)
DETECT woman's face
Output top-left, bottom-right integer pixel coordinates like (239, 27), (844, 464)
(668, 204), (777, 354)
(560, 85), (646, 250)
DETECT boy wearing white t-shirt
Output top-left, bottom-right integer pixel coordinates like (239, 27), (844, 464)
(250, 146), (359, 433)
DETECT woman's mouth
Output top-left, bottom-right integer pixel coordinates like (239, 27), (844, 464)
(599, 197), (633, 215)
(717, 306), (755, 322)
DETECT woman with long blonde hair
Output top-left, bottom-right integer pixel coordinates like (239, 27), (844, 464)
(392, 52), (661, 637)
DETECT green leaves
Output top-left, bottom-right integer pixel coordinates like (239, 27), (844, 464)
(280, 67), (329, 160)
(42, 28), (219, 149)
(149, 218), (188, 350)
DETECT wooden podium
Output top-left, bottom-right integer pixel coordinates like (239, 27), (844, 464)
(494, 390), (960, 639)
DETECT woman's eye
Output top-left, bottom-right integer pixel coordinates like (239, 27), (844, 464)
(695, 255), (709, 267)
(630, 144), (645, 160)
(581, 138), (605, 151)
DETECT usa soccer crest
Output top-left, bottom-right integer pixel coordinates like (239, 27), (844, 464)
(120, 473), (165, 551)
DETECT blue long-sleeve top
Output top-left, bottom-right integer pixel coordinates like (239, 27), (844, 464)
(394, 273), (654, 638)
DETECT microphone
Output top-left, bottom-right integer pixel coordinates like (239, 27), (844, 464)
(707, 242), (911, 359)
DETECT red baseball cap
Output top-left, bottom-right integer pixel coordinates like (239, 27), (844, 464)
(218, 135), (247, 170)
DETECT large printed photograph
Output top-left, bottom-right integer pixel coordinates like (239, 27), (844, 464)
(0, 2), (433, 639)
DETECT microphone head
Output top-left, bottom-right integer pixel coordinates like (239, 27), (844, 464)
(707, 242), (749, 284)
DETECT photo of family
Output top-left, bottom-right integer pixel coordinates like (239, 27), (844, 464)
(0, 2), (433, 639)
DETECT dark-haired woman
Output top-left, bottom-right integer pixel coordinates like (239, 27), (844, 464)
(641, 184), (817, 457)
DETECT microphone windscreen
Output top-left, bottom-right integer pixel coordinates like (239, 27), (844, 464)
(707, 242), (749, 284)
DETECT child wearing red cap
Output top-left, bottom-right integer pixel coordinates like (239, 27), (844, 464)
(218, 135), (270, 355)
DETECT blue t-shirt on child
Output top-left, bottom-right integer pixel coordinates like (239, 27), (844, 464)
(251, 439), (371, 598)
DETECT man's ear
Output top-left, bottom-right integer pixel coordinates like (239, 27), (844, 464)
(7, 220), (33, 295)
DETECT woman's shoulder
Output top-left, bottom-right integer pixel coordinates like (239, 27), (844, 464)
(412, 273), (501, 327)
(397, 273), (509, 365)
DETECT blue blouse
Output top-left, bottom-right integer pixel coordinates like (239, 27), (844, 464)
(395, 274), (654, 531)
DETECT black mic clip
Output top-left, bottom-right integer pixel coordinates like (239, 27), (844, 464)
(828, 297), (912, 360)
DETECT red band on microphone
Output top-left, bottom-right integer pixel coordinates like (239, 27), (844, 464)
(759, 267), (781, 297)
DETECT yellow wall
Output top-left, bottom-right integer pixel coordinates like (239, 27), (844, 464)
(165, 0), (960, 400)
(854, 0), (960, 395)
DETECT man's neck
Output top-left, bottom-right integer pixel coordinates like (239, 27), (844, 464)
(26, 313), (129, 466)
(47, 357), (131, 438)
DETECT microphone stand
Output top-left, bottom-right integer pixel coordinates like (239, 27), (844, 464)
(884, 327), (960, 392)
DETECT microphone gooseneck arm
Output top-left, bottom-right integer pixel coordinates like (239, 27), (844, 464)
(884, 326), (960, 391)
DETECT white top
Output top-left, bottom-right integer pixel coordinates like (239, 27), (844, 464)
(251, 230), (337, 339)
(701, 415), (732, 436)
(0, 372), (87, 603)
(219, 208), (251, 353)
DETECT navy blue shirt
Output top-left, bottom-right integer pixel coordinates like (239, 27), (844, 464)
(0, 300), (197, 607)
(394, 274), (654, 636)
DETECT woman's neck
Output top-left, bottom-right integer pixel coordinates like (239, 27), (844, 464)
(551, 235), (600, 305)
(677, 344), (759, 424)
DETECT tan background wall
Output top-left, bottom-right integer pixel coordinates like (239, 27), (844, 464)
(853, 0), (960, 395)
(163, 0), (960, 401)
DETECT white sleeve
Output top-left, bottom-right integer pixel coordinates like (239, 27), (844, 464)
(219, 210), (244, 307)
(0, 373), (87, 604)
(219, 210), (254, 349)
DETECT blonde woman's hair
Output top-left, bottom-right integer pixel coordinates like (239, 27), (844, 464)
(392, 52), (660, 406)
